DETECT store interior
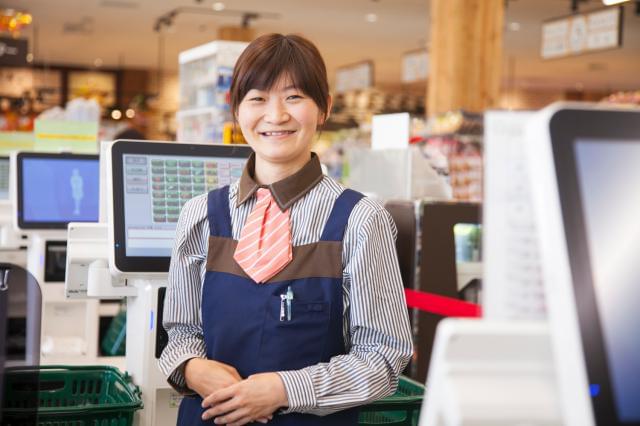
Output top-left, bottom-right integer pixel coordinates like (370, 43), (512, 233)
(1, 0), (639, 425)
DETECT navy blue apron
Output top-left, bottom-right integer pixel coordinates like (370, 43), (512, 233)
(177, 186), (363, 425)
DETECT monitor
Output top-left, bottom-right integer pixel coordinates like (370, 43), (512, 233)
(528, 104), (640, 426)
(16, 153), (100, 230)
(0, 157), (9, 201)
(415, 201), (481, 380)
(384, 200), (482, 382)
(110, 140), (252, 273)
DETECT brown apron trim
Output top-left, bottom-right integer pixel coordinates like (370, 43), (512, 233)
(206, 236), (342, 283)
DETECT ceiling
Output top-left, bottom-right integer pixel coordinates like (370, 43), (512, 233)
(10, 0), (640, 92)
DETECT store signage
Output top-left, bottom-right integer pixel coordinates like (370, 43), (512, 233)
(34, 119), (99, 154)
(335, 61), (373, 93)
(541, 6), (623, 59)
(402, 49), (429, 83)
(0, 37), (28, 66)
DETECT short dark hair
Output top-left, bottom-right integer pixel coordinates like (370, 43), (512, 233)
(230, 33), (330, 122)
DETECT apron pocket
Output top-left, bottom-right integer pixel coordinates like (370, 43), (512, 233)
(258, 295), (331, 372)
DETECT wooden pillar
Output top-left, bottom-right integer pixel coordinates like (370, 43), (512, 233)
(427, 0), (504, 116)
(217, 26), (255, 42)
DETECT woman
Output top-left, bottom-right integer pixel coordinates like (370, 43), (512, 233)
(159, 33), (413, 426)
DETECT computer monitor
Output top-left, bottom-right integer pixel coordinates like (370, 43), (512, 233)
(384, 200), (481, 381)
(16, 153), (100, 230)
(0, 157), (9, 201)
(0, 263), (41, 367)
(416, 201), (481, 380)
(109, 140), (253, 274)
(528, 104), (640, 426)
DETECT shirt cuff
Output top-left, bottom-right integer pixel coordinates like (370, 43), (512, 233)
(276, 369), (317, 413)
(165, 354), (205, 395)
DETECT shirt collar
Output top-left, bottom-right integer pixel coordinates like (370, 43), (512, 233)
(237, 152), (324, 211)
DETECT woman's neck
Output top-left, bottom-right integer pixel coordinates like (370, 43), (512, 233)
(253, 154), (311, 185)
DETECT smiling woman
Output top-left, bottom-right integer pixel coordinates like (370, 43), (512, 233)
(159, 33), (413, 426)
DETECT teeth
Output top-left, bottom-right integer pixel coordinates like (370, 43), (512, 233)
(263, 131), (293, 136)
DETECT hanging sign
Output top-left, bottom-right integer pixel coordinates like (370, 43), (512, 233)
(0, 37), (27, 66)
(541, 6), (623, 59)
(402, 49), (429, 83)
(335, 61), (373, 93)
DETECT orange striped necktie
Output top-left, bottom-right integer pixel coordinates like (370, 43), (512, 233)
(233, 188), (293, 283)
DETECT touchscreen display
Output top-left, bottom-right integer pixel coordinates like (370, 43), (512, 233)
(21, 157), (99, 225)
(574, 138), (640, 422)
(122, 153), (245, 257)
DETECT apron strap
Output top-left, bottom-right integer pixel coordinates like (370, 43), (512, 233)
(207, 185), (232, 238)
(320, 189), (364, 242)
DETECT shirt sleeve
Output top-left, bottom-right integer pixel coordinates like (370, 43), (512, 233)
(157, 195), (209, 394)
(277, 201), (414, 415)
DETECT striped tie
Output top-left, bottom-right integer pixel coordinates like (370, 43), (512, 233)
(233, 188), (293, 283)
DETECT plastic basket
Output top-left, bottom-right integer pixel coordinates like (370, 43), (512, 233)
(359, 376), (425, 426)
(2, 365), (143, 425)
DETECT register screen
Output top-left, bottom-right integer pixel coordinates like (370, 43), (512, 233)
(123, 153), (245, 257)
(21, 157), (99, 224)
(574, 138), (640, 422)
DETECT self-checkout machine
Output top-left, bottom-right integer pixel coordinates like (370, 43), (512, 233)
(66, 140), (252, 425)
(420, 104), (640, 426)
(9, 151), (102, 364)
(0, 156), (28, 268)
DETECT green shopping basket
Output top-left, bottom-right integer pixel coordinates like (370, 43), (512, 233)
(359, 376), (425, 426)
(2, 365), (143, 426)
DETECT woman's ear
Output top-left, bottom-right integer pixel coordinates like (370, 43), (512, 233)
(320, 94), (333, 124)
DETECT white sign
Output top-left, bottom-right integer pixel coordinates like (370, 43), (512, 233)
(402, 50), (429, 83)
(371, 113), (410, 151)
(541, 6), (622, 59)
(335, 62), (373, 93)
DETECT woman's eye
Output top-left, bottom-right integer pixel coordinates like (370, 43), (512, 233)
(287, 95), (303, 100)
(249, 97), (265, 102)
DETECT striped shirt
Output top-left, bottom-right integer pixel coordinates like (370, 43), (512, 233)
(158, 157), (413, 415)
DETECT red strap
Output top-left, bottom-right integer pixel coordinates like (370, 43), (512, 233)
(404, 288), (482, 318)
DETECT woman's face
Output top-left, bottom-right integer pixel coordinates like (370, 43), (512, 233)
(237, 75), (328, 168)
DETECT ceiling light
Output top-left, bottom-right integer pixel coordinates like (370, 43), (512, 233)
(508, 22), (521, 31)
(94, 58), (103, 67)
(111, 110), (122, 120)
(212, 2), (225, 11)
(365, 13), (378, 23)
(26, 53), (33, 63)
(602, 0), (630, 5)
(125, 108), (135, 118)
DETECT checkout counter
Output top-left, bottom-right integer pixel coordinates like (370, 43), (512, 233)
(65, 140), (252, 426)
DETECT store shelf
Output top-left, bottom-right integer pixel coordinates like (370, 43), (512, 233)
(178, 40), (247, 143)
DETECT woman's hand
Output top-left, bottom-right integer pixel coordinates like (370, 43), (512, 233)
(200, 372), (288, 425)
(184, 358), (242, 398)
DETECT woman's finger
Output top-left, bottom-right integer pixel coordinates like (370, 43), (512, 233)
(201, 397), (238, 420)
(213, 407), (250, 425)
(202, 385), (237, 408)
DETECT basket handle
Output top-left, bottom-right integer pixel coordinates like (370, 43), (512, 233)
(124, 372), (143, 398)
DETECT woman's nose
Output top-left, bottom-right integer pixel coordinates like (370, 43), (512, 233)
(264, 100), (289, 123)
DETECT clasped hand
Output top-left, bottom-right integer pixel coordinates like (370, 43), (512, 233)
(185, 358), (287, 425)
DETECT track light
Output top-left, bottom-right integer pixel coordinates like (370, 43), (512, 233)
(602, 0), (630, 5)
